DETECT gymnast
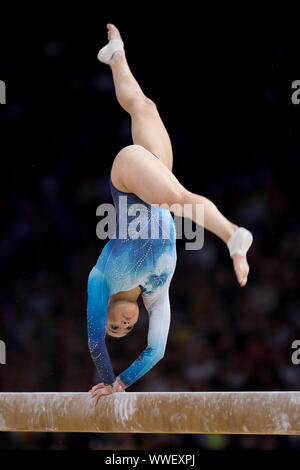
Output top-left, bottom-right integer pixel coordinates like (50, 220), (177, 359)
(88, 24), (253, 405)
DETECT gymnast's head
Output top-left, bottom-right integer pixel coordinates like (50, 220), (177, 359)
(106, 299), (139, 338)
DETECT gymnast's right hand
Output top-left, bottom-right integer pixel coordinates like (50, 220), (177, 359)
(89, 383), (113, 405)
(89, 381), (124, 406)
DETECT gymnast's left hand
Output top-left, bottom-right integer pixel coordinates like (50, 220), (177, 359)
(89, 378), (125, 406)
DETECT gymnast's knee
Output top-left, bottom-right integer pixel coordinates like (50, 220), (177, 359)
(129, 95), (157, 115)
(165, 184), (189, 208)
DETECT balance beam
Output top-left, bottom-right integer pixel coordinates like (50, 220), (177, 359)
(0, 392), (300, 434)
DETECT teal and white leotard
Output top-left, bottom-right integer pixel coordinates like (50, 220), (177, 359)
(87, 153), (177, 388)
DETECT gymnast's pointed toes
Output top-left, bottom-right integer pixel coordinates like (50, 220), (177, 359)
(107, 23), (122, 42)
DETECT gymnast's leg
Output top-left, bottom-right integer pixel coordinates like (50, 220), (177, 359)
(100, 23), (173, 171)
(111, 144), (251, 287)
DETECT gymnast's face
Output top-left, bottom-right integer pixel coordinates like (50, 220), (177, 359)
(106, 300), (139, 338)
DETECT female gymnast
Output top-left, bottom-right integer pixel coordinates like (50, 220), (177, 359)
(88, 24), (253, 405)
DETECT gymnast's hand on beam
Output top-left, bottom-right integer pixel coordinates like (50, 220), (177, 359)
(89, 384), (113, 406)
(89, 378), (125, 406)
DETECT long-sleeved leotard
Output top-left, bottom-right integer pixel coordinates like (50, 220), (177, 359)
(87, 153), (177, 388)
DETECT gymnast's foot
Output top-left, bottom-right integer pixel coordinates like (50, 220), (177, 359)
(233, 253), (250, 287)
(97, 23), (125, 64)
(227, 227), (253, 287)
(107, 23), (122, 42)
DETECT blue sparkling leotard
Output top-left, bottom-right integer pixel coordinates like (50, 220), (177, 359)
(87, 153), (177, 388)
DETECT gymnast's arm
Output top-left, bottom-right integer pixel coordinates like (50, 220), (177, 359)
(87, 266), (116, 386)
(118, 285), (171, 388)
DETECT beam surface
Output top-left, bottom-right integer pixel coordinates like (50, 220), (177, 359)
(0, 392), (300, 434)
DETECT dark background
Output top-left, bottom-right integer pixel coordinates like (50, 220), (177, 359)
(0, 3), (300, 450)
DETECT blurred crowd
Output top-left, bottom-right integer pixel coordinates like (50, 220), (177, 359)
(1, 10), (300, 450)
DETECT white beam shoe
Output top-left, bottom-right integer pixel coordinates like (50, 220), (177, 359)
(227, 227), (253, 258)
(97, 39), (124, 64)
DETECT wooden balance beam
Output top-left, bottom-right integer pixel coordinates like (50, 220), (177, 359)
(0, 392), (300, 434)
